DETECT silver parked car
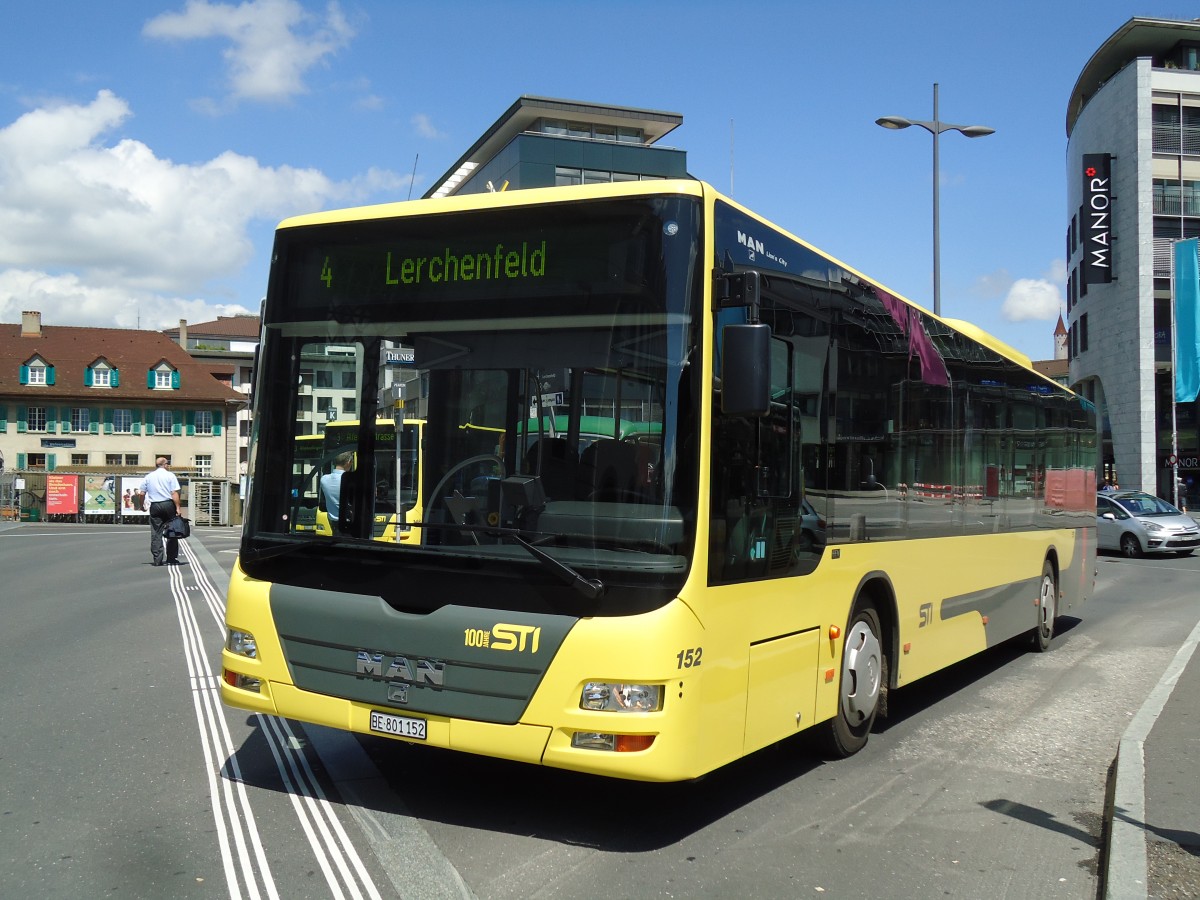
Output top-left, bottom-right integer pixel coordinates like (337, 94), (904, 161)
(1096, 490), (1200, 558)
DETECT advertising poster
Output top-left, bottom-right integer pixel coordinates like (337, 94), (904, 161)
(83, 475), (116, 516)
(46, 474), (79, 516)
(120, 477), (148, 518)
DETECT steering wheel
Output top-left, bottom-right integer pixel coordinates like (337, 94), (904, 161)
(427, 455), (505, 525)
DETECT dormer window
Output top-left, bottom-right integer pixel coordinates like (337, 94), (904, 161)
(19, 356), (55, 386)
(149, 361), (180, 390)
(86, 358), (119, 388)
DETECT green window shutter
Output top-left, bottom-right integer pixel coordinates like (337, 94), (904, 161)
(17, 407), (27, 433)
(110, 368), (120, 387)
(132, 409), (142, 435)
(89, 408), (100, 434)
(84, 368), (94, 387)
(47, 407), (58, 433)
(147, 369), (156, 389)
(19, 365), (29, 385)
(213, 410), (223, 436)
(186, 411), (196, 436)
(146, 421), (154, 435)
(46, 366), (56, 386)
(0, 407), (7, 431)
(171, 370), (181, 390)
(47, 453), (56, 472)
(103, 408), (113, 434)
(173, 410), (183, 435)
(16, 453), (25, 469)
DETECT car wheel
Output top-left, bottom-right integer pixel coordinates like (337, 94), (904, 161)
(1119, 533), (1142, 558)
(817, 604), (884, 758)
(1032, 559), (1057, 653)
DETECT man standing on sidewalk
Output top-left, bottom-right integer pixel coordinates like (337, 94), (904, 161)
(143, 457), (182, 566)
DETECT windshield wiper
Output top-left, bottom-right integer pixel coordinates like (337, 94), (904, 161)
(413, 521), (605, 599)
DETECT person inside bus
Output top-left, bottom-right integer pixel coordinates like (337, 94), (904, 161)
(320, 452), (354, 525)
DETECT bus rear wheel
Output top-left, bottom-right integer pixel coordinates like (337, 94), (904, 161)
(1032, 560), (1057, 653)
(818, 604), (884, 758)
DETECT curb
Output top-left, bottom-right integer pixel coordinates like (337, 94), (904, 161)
(1105, 617), (1200, 899)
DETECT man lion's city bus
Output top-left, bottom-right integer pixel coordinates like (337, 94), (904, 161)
(223, 180), (1096, 782)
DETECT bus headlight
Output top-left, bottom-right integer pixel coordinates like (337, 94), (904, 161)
(580, 682), (662, 712)
(226, 628), (258, 659)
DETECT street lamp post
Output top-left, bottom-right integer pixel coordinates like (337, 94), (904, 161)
(876, 83), (994, 317)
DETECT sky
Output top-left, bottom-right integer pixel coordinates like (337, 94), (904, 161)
(0, 1), (1180, 360)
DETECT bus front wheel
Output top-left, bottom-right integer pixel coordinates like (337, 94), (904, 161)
(1032, 560), (1057, 653)
(818, 604), (884, 758)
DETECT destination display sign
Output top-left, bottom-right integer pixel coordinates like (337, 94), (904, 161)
(272, 197), (698, 324)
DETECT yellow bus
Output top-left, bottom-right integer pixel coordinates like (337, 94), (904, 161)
(224, 180), (1096, 781)
(314, 418), (424, 544)
(290, 434), (323, 532)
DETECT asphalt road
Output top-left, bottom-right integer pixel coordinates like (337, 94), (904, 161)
(1, 522), (1196, 899)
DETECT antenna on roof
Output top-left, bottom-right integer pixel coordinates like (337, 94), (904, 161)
(408, 153), (418, 201)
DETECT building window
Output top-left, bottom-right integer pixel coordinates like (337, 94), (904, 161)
(113, 409), (133, 433)
(555, 166), (582, 187)
(1153, 104), (1181, 154)
(154, 410), (173, 433)
(91, 367), (111, 387)
(1079, 313), (1089, 353)
(315, 370), (333, 388)
(125, 454), (139, 466)
(27, 365), (47, 385)
(27, 407), (47, 432)
(195, 454), (212, 476)
(342, 396), (357, 414)
(340, 371), (357, 390)
(27, 453), (46, 470)
(106, 454), (123, 466)
(71, 453), (88, 466)
(155, 369), (174, 389)
(71, 407), (90, 433)
(194, 411), (214, 434)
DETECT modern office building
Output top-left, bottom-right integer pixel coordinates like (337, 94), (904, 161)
(424, 95), (686, 200)
(1066, 17), (1200, 505)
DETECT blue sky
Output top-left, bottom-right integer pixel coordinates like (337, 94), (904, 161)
(0, 1), (1168, 359)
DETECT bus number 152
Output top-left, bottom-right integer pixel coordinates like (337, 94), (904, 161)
(676, 647), (703, 669)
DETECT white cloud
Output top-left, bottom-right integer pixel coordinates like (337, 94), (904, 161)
(0, 90), (407, 328)
(0, 269), (253, 331)
(1002, 278), (1063, 323)
(144, 0), (354, 104)
(411, 113), (445, 139)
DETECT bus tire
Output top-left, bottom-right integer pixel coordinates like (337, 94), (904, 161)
(818, 604), (884, 758)
(1032, 559), (1057, 653)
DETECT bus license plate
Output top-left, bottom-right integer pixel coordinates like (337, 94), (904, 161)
(369, 711), (427, 740)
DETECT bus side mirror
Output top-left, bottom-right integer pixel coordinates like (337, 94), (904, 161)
(721, 323), (771, 417)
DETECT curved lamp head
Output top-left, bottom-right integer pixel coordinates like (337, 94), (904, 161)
(959, 125), (996, 138)
(875, 116), (912, 130)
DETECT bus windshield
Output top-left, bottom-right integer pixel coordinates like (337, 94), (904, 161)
(243, 194), (702, 604)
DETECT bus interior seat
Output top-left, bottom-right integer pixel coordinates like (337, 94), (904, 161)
(578, 439), (640, 502)
(524, 438), (577, 501)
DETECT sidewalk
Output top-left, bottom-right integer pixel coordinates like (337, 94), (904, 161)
(1106, 617), (1200, 899)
